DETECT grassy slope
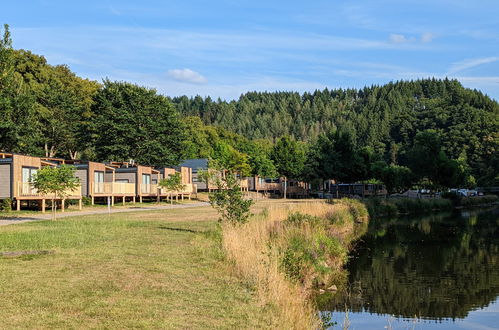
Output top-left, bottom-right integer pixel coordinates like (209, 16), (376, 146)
(0, 205), (272, 328)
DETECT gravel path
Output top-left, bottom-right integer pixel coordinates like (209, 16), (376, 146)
(0, 202), (210, 226)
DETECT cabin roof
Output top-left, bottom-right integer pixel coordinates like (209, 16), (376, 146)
(179, 159), (208, 172)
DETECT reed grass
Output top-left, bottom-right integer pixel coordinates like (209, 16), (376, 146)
(221, 199), (368, 329)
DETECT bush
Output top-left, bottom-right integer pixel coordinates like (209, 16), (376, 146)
(460, 195), (498, 207)
(82, 196), (92, 206)
(209, 175), (253, 224)
(0, 198), (12, 212)
(281, 228), (346, 285)
(364, 197), (452, 218)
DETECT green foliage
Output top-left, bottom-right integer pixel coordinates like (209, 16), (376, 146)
(272, 136), (306, 180)
(81, 196), (92, 206)
(364, 197), (453, 218)
(281, 229), (346, 283)
(92, 80), (188, 166)
(372, 162), (414, 194)
(443, 194), (499, 207)
(0, 198), (12, 212)
(208, 175), (253, 224)
(159, 172), (185, 192)
(31, 165), (80, 219)
(173, 80), (498, 186)
(0, 24), (38, 155)
(407, 130), (465, 188)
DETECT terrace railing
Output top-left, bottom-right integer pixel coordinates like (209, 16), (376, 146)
(17, 182), (81, 198)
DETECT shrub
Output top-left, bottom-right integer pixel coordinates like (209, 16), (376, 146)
(0, 198), (12, 212)
(460, 195), (498, 207)
(281, 228), (346, 286)
(286, 212), (323, 225)
(82, 196), (92, 206)
(209, 175), (253, 224)
(364, 197), (452, 218)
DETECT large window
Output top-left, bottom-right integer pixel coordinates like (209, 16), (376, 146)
(142, 174), (151, 193)
(94, 171), (104, 193)
(22, 167), (37, 182)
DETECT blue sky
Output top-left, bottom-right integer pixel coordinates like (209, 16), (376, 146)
(2, 0), (499, 100)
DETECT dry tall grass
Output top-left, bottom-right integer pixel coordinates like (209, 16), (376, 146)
(221, 201), (368, 329)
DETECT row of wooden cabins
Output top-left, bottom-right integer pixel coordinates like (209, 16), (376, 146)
(0, 152), (195, 212)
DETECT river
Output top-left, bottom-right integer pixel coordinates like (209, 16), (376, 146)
(321, 206), (499, 329)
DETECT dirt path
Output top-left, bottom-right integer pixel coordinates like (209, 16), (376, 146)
(0, 202), (210, 226)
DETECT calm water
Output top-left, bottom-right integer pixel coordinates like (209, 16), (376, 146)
(321, 207), (499, 329)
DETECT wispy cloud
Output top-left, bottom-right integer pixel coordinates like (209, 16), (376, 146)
(448, 56), (499, 74)
(421, 32), (434, 43)
(167, 68), (207, 84)
(390, 34), (409, 44)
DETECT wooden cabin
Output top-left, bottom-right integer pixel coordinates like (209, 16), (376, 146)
(0, 152), (82, 212)
(154, 166), (196, 200)
(328, 183), (387, 198)
(46, 159), (132, 206)
(108, 162), (160, 203)
(248, 177), (308, 197)
(179, 159), (209, 190)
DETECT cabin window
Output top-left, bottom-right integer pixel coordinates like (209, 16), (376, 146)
(94, 171), (104, 193)
(94, 171), (104, 183)
(142, 174), (151, 185)
(22, 167), (38, 183)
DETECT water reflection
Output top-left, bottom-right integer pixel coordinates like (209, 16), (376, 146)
(321, 207), (499, 322)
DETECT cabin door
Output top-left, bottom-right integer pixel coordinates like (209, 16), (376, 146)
(142, 174), (151, 193)
(94, 171), (104, 193)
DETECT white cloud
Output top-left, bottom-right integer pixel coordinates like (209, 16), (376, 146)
(421, 32), (434, 43)
(389, 34), (408, 44)
(167, 68), (207, 84)
(448, 56), (499, 74)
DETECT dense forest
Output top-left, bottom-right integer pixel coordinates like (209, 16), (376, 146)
(1, 24), (498, 189)
(172, 80), (498, 187)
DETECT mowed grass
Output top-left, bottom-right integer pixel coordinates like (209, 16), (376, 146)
(0, 204), (276, 329)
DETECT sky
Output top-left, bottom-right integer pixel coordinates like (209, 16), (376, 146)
(2, 0), (499, 100)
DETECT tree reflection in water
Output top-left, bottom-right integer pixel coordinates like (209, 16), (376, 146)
(320, 207), (499, 320)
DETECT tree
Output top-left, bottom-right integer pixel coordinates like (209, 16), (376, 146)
(209, 174), (253, 224)
(12, 50), (100, 158)
(0, 24), (38, 154)
(271, 136), (306, 198)
(92, 80), (188, 166)
(31, 165), (79, 220)
(372, 162), (414, 194)
(159, 172), (185, 204)
(407, 130), (465, 189)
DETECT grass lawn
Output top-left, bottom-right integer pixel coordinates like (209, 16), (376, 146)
(0, 203), (282, 328)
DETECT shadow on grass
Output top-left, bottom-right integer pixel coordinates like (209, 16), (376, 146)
(158, 226), (201, 233)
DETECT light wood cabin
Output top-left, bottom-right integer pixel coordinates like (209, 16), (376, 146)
(0, 152), (82, 212)
(108, 162), (159, 203)
(248, 177), (308, 197)
(154, 166), (196, 200)
(46, 159), (138, 206)
(328, 183), (387, 198)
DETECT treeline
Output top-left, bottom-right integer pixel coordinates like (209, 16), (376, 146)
(1, 24), (498, 189)
(173, 79), (498, 187)
(0, 25), (262, 170)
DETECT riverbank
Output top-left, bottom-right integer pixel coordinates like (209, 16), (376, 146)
(221, 199), (368, 329)
(363, 195), (498, 218)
